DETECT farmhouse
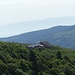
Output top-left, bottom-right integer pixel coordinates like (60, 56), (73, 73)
(27, 44), (44, 48)
(27, 41), (53, 49)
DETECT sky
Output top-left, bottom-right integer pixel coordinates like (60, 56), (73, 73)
(0, 0), (75, 26)
(0, 0), (75, 37)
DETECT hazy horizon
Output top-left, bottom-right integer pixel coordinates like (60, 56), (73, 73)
(0, 0), (75, 37)
(0, 0), (75, 26)
(0, 16), (75, 38)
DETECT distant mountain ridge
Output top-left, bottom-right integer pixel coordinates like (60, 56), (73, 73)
(0, 25), (75, 49)
(0, 16), (75, 37)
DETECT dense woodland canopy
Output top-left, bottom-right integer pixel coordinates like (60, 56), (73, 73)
(0, 42), (75, 75)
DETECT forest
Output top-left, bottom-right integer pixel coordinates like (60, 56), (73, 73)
(0, 42), (75, 75)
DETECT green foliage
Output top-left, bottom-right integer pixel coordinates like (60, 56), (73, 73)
(0, 60), (7, 75)
(56, 51), (62, 59)
(15, 69), (26, 75)
(0, 42), (75, 75)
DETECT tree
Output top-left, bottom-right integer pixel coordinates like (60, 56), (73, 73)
(0, 60), (7, 75)
(15, 69), (26, 75)
(29, 50), (37, 74)
(19, 59), (29, 71)
(56, 51), (62, 59)
(29, 50), (37, 63)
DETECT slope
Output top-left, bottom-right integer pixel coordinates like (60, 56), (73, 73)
(0, 25), (75, 49)
(48, 25), (75, 49)
(0, 26), (71, 43)
(0, 42), (75, 75)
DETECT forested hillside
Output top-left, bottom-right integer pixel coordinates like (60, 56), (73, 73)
(0, 42), (75, 75)
(1, 25), (75, 49)
(48, 26), (75, 49)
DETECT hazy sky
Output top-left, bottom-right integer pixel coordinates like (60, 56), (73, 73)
(0, 0), (75, 37)
(0, 0), (75, 26)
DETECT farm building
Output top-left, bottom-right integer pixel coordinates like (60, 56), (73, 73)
(40, 41), (53, 47)
(27, 44), (44, 48)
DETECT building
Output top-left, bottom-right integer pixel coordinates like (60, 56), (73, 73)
(27, 44), (44, 49)
(27, 41), (53, 49)
(40, 41), (53, 47)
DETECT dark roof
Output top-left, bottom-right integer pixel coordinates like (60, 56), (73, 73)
(40, 41), (52, 47)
